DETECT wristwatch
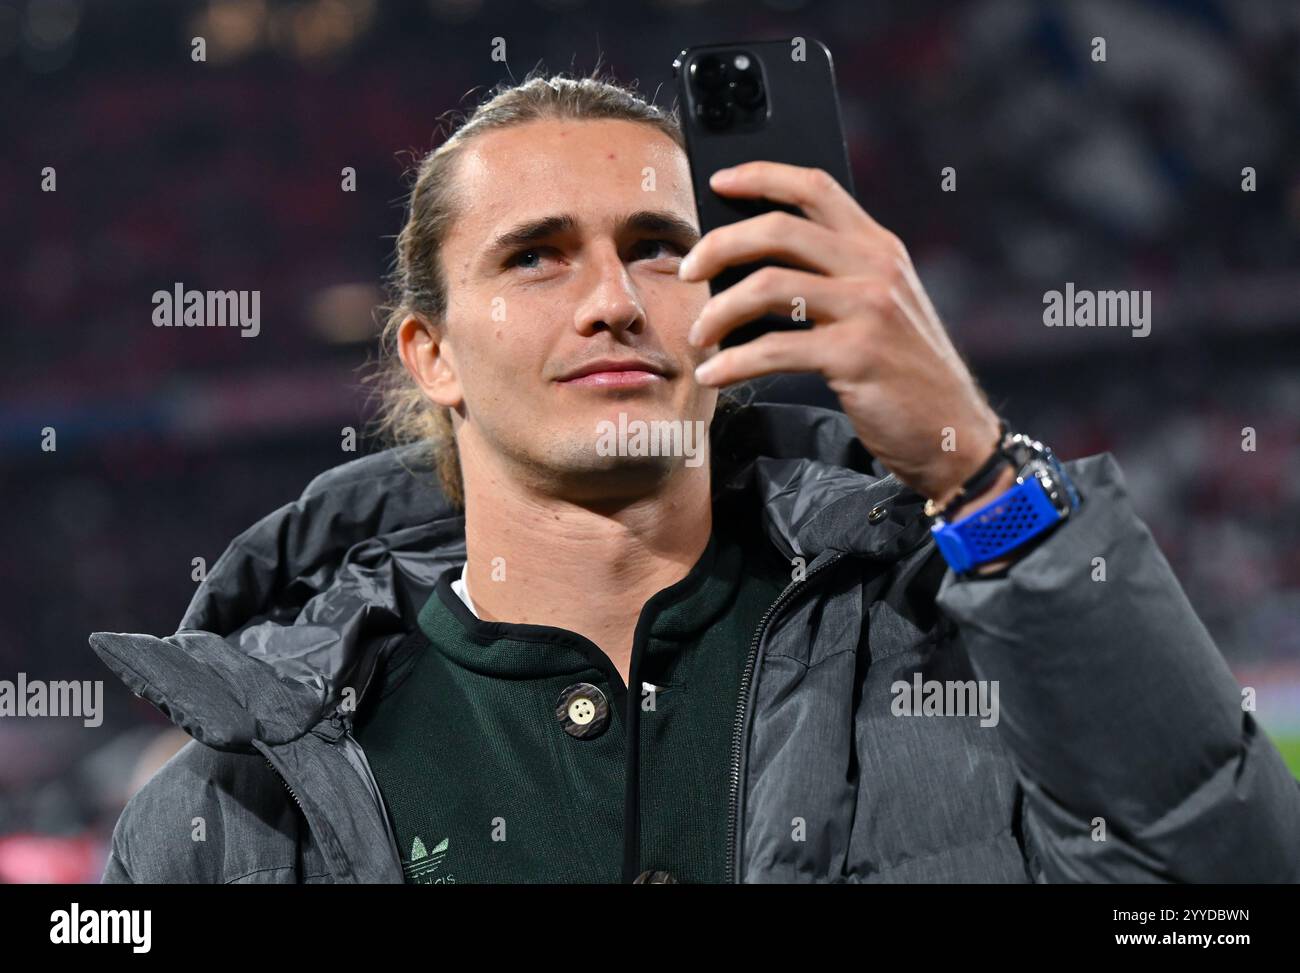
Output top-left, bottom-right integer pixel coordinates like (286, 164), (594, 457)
(927, 428), (1083, 575)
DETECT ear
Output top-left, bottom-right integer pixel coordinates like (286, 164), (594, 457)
(397, 313), (463, 409)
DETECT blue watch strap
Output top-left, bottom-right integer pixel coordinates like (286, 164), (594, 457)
(931, 475), (1067, 574)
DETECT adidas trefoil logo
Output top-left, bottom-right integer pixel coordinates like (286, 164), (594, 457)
(403, 836), (457, 884)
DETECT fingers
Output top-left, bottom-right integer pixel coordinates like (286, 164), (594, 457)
(693, 327), (835, 387)
(678, 209), (847, 282)
(680, 161), (912, 296)
(687, 266), (856, 348)
(680, 160), (938, 391)
(708, 161), (880, 236)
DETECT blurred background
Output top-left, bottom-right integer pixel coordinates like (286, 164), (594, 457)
(1, 0), (1297, 882)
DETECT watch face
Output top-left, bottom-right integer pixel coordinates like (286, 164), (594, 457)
(1005, 433), (1082, 515)
(1034, 458), (1080, 516)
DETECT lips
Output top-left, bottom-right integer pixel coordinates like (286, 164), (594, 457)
(557, 358), (669, 386)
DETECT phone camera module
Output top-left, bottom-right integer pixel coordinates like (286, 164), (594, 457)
(732, 70), (763, 110)
(691, 50), (764, 133)
(694, 55), (728, 92)
(698, 96), (734, 131)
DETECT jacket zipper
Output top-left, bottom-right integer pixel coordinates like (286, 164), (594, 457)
(264, 757), (306, 813)
(259, 634), (412, 881)
(260, 712), (404, 882)
(725, 550), (846, 884)
(261, 712), (347, 815)
(259, 641), (392, 823)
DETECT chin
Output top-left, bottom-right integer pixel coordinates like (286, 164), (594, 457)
(539, 444), (681, 502)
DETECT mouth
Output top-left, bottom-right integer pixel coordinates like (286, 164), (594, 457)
(556, 358), (670, 388)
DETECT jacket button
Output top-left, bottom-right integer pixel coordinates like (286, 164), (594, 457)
(633, 869), (677, 884)
(867, 504), (888, 524)
(555, 682), (610, 739)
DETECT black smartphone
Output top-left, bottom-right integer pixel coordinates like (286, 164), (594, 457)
(672, 38), (855, 349)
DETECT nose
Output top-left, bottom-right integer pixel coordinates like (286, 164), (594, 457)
(573, 242), (646, 338)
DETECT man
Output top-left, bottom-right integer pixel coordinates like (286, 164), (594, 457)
(92, 73), (1300, 884)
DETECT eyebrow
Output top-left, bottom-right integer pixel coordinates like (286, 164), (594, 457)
(621, 210), (701, 249)
(481, 210), (701, 267)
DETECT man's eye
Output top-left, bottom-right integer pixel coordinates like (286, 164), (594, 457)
(508, 247), (552, 269)
(632, 239), (685, 261)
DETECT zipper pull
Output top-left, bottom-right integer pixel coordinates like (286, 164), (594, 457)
(311, 711), (348, 742)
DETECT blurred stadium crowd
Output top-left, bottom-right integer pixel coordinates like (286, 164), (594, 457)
(1, 0), (1297, 881)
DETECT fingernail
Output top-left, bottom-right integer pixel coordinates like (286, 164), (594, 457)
(694, 359), (719, 384)
(710, 167), (736, 186)
(678, 252), (697, 279)
(687, 318), (702, 346)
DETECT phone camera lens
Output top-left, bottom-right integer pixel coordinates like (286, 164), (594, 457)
(694, 56), (728, 91)
(732, 71), (764, 110)
(697, 96), (734, 131)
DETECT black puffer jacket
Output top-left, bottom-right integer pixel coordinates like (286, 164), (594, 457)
(90, 403), (1300, 883)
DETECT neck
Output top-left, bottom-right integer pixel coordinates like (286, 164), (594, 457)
(458, 440), (713, 685)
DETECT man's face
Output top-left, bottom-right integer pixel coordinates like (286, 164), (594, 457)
(427, 117), (715, 500)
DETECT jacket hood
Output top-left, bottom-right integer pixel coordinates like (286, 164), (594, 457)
(89, 401), (931, 751)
